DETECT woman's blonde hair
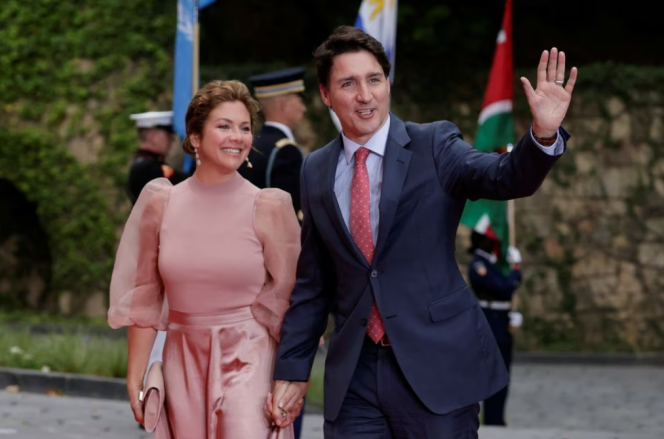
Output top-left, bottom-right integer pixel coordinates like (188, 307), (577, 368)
(182, 80), (261, 155)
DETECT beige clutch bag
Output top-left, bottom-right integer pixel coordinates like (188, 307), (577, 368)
(140, 361), (165, 432)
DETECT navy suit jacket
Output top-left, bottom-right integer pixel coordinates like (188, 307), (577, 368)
(274, 114), (569, 421)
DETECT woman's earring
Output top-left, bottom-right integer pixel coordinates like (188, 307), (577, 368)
(195, 148), (201, 166)
(245, 157), (252, 169)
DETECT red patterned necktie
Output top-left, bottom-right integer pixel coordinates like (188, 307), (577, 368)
(350, 147), (385, 343)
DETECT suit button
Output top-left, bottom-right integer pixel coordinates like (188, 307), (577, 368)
(360, 318), (367, 327)
(371, 270), (378, 278)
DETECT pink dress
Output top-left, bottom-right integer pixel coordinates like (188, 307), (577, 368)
(108, 173), (300, 439)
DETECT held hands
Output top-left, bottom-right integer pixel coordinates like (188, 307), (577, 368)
(266, 380), (310, 428)
(521, 48), (578, 138)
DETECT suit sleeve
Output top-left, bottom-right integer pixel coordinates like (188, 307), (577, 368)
(269, 145), (303, 214)
(273, 154), (335, 382)
(432, 121), (570, 201)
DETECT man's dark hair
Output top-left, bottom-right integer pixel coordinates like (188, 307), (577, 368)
(313, 25), (391, 88)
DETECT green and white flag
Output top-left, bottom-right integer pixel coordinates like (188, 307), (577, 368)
(460, 0), (514, 271)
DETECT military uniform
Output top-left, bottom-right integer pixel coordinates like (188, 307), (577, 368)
(127, 111), (187, 204)
(239, 68), (306, 221)
(468, 246), (522, 426)
(127, 150), (187, 204)
(126, 112), (183, 432)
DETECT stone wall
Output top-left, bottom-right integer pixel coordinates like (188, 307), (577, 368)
(454, 87), (664, 352)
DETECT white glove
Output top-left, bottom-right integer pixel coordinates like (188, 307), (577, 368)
(507, 246), (522, 264)
(509, 311), (523, 328)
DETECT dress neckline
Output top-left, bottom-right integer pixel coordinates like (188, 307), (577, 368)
(187, 171), (244, 195)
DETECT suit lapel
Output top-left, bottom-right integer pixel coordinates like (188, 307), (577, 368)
(321, 136), (370, 267)
(375, 116), (412, 259)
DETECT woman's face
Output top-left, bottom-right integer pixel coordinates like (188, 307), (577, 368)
(193, 101), (253, 173)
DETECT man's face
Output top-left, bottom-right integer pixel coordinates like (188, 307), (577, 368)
(148, 128), (172, 155)
(319, 50), (390, 145)
(283, 93), (307, 128)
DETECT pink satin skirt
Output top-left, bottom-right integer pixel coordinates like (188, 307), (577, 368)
(154, 306), (294, 439)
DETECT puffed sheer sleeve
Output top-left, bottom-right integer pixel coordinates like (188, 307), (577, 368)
(251, 189), (301, 342)
(107, 178), (172, 330)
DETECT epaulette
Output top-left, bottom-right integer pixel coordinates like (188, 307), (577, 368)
(275, 138), (298, 149)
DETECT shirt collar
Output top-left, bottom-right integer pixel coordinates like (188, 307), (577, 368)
(475, 249), (497, 264)
(341, 114), (391, 164)
(264, 121), (295, 142)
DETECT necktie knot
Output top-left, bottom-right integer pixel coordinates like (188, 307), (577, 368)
(355, 147), (370, 166)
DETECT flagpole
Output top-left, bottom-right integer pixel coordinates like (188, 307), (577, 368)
(192, 0), (200, 95)
(508, 199), (516, 255)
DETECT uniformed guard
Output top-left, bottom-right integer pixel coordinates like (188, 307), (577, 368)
(467, 230), (522, 426)
(127, 111), (188, 204)
(240, 67), (307, 221)
(127, 111), (182, 430)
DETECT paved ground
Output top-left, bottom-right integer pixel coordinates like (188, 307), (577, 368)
(0, 363), (662, 438)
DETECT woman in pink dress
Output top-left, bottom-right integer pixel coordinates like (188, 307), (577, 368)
(108, 80), (301, 438)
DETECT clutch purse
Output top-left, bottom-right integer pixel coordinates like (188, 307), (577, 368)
(269, 426), (293, 439)
(140, 361), (165, 433)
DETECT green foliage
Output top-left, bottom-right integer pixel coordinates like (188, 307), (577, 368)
(565, 62), (664, 106)
(0, 1), (174, 103)
(0, 128), (117, 305)
(0, 310), (108, 327)
(0, 327), (127, 378)
(307, 355), (325, 410)
(0, 0), (177, 309)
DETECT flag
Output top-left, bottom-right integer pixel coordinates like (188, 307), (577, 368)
(330, 0), (399, 131)
(460, 0), (513, 270)
(173, 0), (216, 173)
(354, 0), (398, 82)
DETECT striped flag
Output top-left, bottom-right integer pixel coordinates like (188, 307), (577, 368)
(355, 0), (398, 82)
(330, 0), (398, 131)
(460, 0), (513, 270)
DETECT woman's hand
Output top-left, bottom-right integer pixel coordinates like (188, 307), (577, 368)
(127, 380), (145, 425)
(265, 391), (305, 428)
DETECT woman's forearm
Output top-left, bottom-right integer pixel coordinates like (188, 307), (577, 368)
(127, 326), (158, 386)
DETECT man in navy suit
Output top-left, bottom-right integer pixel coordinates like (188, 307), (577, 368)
(269, 25), (578, 438)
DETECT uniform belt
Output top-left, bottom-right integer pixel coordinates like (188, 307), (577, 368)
(478, 300), (511, 311)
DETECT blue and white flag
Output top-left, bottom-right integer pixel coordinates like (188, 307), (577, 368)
(330, 0), (398, 132)
(173, 0), (216, 173)
(355, 0), (398, 83)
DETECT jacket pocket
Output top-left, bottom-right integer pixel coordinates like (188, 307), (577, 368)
(428, 286), (477, 322)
